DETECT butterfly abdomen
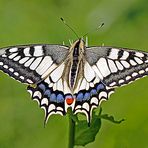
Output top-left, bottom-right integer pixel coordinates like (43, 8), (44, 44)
(70, 41), (80, 88)
(70, 57), (79, 87)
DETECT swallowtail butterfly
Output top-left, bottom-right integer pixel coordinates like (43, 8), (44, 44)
(0, 39), (147, 123)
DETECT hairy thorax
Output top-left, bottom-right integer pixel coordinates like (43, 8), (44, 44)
(63, 39), (85, 93)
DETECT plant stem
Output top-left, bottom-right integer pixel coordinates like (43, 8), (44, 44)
(68, 108), (75, 148)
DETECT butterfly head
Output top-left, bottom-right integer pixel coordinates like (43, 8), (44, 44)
(70, 38), (85, 54)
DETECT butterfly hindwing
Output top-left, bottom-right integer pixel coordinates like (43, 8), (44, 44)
(73, 61), (114, 123)
(85, 47), (148, 87)
(27, 80), (66, 123)
(0, 44), (69, 84)
(27, 61), (75, 122)
(74, 81), (114, 123)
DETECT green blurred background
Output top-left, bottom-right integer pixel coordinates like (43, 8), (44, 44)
(0, 0), (148, 148)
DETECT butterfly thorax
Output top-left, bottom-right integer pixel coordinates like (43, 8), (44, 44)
(66, 39), (85, 92)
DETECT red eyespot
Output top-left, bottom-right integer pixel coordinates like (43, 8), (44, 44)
(66, 97), (74, 105)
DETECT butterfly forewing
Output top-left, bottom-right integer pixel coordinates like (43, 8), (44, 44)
(85, 46), (148, 87)
(0, 44), (69, 84)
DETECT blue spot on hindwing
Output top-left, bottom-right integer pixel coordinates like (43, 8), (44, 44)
(97, 83), (104, 91)
(57, 94), (64, 103)
(44, 89), (51, 98)
(83, 92), (90, 100)
(76, 92), (83, 101)
(50, 93), (56, 102)
(38, 83), (46, 92)
(75, 83), (105, 102)
(90, 89), (97, 96)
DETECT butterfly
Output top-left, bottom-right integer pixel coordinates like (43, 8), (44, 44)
(0, 39), (147, 124)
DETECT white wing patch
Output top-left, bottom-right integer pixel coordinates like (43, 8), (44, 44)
(41, 64), (57, 79)
(92, 65), (103, 80)
(79, 78), (87, 90)
(120, 51), (129, 60)
(108, 59), (117, 73)
(33, 46), (44, 56)
(64, 80), (71, 94)
(56, 79), (64, 91)
(50, 63), (65, 82)
(24, 47), (31, 56)
(97, 58), (111, 77)
(24, 58), (34, 67)
(30, 57), (42, 70)
(9, 47), (18, 52)
(84, 62), (95, 82)
(108, 48), (119, 59)
(9, 53), (18, 59)
(121, 61), (130, 68)
(116, 61), (124, 70)
(36, 56), (53, 75)
(19, 57), (30, 64)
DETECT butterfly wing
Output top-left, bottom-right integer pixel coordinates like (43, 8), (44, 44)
(72, 59), (114, 123)
(27, 67), (68, 124)
(72, 46), (148, 123)
(0, 44), (70, 122)
(85, 46), (148, 87)
(0, 44), (69, 84)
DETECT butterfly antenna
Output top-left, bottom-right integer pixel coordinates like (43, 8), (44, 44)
(60, 17), (79, 38)
(82, 22), (104, 38)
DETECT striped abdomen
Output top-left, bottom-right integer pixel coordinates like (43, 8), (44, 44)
(70, 42), (80, 88)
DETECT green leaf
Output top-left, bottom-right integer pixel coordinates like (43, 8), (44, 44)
(99, 114), (125, 124)
(74, 115), (101, 146)
(74, 108), (124, 146)
(70, 114), (79, 123)
(67, 108), (79, 123)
